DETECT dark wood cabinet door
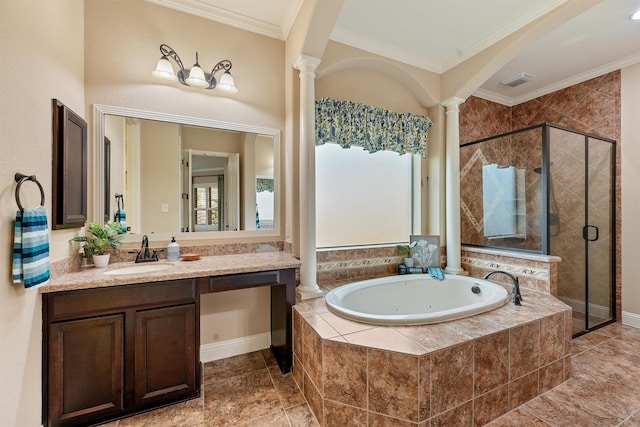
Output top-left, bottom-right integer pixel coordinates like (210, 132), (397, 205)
(48, 314), (124, 426)
(134, 304), (197, 407)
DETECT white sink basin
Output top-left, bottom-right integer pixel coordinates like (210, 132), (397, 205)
(103, 263), (174, 275)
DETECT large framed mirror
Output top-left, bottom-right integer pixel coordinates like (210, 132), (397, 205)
(93, 105), (281, 242)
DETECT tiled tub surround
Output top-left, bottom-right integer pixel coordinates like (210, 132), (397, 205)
(293, 288), (571, 426)
(316, 246), (446, 284)
(461, 245), (560, 295)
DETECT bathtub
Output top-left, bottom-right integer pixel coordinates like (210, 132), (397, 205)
(324, 274), (510, 325)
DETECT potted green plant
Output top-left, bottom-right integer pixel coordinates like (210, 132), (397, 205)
(71, 222), (125, 267)
(397, 241), (417, 267)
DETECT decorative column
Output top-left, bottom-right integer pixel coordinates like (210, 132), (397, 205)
(294, 55), (324, 299)
(442, 97), (467, 275)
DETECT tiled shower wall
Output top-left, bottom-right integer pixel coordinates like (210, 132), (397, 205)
(459, 71), (622, 321)
(460, 127), (544, 251)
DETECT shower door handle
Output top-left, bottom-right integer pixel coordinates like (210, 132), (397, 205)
(582, 224), (599, 242)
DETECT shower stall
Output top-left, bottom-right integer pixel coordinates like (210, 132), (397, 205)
(460, 123), (616, 337)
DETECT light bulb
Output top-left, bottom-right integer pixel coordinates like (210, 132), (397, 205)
(152, 57), (177, 81)
(217, 71), (238, 93)
(185, 64), (208, 88)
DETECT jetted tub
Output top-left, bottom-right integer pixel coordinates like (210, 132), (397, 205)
(325, 274), (510, 325)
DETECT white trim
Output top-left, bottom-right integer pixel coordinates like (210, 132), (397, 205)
(474, 51), (640, 107)
(145, 0), (287, 40)
(622, 311), (640, 329)
(471, 88), (517, 107)
(509, 52), (640, 105)
(200, 332), (271, 363)
(331, 0), (567, 75)
(330, 28), (442, 73)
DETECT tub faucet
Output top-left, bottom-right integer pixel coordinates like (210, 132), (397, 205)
(482, 270), (523, 306)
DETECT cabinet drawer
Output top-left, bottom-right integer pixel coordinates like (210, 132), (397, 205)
(209, 271), (280, 293)
(47, 279), (196, 322)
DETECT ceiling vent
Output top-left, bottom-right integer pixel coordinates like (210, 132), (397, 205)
(501, 72), (534, 87)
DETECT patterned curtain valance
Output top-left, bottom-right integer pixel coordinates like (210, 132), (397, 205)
(315, 97), (433, 157)
(257, 178), (274, 193)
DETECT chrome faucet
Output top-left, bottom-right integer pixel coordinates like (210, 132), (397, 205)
(132, 234), (159, 263)
(483, 270), (523, 305)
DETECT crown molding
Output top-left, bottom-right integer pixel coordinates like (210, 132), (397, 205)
(331, 0), (567, 75)
(146, 0), (286, 40)
(475, 51), (640, 107)
(330, 27), (443, 73)
(439, 0), (568, 72)
(472, 89), (516, 107)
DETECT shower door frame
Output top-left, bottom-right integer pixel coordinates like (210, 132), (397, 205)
(545, 124), (617, 337)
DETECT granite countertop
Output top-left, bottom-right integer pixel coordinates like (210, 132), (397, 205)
(41, 252), (301, 293)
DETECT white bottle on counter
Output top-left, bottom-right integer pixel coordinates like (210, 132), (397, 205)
(167, 236), (180, 261)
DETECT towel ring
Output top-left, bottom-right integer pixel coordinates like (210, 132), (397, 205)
(15, 173), (45, 211)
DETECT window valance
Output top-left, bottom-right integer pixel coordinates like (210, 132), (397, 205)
(315, 97), (432, 157)
(256, 178), (274, 193)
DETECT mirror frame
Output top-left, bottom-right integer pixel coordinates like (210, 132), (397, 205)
(93, 104), (281, 242)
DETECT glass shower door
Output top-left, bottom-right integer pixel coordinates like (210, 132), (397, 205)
(585, 138), (615, 331)
(549, 127), (615, 336)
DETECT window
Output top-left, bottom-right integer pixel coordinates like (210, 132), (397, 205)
(193, 176), (223, 231)
(316, 144), (414, 247)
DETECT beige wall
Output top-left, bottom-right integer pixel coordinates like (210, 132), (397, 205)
(182, 126), (244, 154)
(621, 63), (640, 319)
(140, 120), (181, 232)
(0, 2), (85, 425)
(104, 115), (126, 222)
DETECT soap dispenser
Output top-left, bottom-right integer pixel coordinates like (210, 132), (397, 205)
(167, 237), (180, 261)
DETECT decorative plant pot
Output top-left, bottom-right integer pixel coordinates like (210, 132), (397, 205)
(404, 257), (415, 268)
(92, 253), (111, 268)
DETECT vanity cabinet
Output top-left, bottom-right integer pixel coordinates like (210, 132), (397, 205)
(42, 257), (299, 427)
(43, 279), (200, 427)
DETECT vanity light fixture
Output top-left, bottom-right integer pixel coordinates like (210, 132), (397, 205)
(631, 8), (640, 20)
(152, 44), (238, 93)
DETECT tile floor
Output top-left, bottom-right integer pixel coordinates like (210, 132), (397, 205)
(99, 348), (318, 427)
(102, 322), (640, 426)
(489, 322), (640, 427)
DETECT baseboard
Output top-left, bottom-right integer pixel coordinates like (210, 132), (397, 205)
(622, 311), (640, 329)
(558, 296), (611, 320)
(200, 332), (271, 363)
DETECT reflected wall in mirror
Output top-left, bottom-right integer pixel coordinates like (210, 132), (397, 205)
(95, 105), (280, 239)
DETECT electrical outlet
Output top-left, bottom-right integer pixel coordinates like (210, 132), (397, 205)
(161, 203), (169, 212)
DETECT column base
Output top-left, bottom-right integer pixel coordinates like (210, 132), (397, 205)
(444, 267), (469, 276)
(296, 286), (324, 300)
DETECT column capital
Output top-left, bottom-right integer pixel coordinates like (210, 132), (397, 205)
(441, 96), (466, 110)
(294, 55), (321, 74)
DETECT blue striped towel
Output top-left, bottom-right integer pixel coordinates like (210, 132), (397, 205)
(428, 267), (445, 281)
(115, 209), (127, 233)
(12, 206), (50, 288)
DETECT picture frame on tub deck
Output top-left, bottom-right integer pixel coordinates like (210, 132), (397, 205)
(409, 235), (440, 268)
